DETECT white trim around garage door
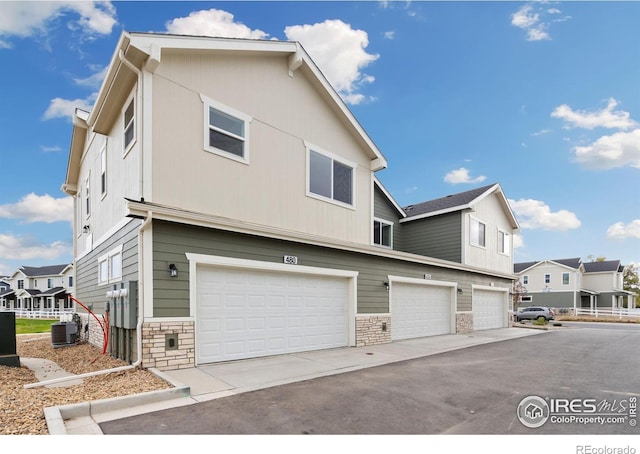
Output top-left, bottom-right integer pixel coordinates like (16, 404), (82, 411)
(388, 275), (458, 339)
(185, 253), (359, 351)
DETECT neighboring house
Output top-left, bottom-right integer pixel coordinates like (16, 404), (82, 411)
(582, 260), (635, 310)
(62, 32), (519, 370)
(514, 258), (635, 311)
(0, 264), (74, 313)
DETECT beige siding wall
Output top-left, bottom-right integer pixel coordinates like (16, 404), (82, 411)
(520, 263), (581, 293)
(463, 194), (514, 274)
(75, 86), (142, 257)
(583, 273), (617, 292)
(149, 52), (373, 245)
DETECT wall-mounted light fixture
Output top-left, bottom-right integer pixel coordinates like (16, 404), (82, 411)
(169, 263), (178, 278)
(457, 288), (463, 295)
(383, 281), (390, 291)
(82, 225), (91, 233)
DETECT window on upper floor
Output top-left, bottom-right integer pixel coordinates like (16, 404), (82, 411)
(84, 174), (91, 219)
(123, 97), (135, 152)
(544, 274), (551, 284)
(17, 280), (24, 289)
(523, 275), (529, 285)
(98, 245), (123, 285)
(47, 278), (53, 288)
(201, 94), (251, 163)
(307, 145), (355, 208)
(100, 144), (107, 198)
(373, 219), (393, 248)
(470, 217), (486, 248)
(497, 229), (510, 255)
(68, 276), (73, 288)
(562, 272), (570, 285)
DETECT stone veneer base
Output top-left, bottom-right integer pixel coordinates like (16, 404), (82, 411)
(456, 311), (474, 334)
(355, 314), (392, 347)
(141, 321), (195, 371)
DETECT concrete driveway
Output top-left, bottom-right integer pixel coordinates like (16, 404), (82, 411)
(100, 322), (640, 435)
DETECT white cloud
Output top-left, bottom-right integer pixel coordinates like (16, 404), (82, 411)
(41, 145), (62, 153)
(511, 3), (565, 41)
(607, 220), (640, 240)
(43, 95), (95, 121)
(0, 1), (116, 46)
(285, 19), (379, 105)
(74, 65), (108, 89)
(551, 98), (637, 130)
(508, 199), (581, 231)
(531, 129), (551, 136)
(0, 193), (73, 224)
(573, 128), (640, 169)
(384, 31), (395, 40)
(444, 167), (486, 184)
(513, 233), (524, 249)
(0, 234), (70, 261)
(165, 8), (268, 39)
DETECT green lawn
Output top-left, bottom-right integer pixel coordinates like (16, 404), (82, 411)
(15, 318), (59, 334)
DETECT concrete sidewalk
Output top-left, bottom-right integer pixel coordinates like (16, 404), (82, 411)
(46, 327), (545, 435)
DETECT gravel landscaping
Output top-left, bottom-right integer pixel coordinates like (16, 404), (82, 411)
(0, 334), (172, 435)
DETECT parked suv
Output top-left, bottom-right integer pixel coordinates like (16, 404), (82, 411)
(515, 306), (555, 322)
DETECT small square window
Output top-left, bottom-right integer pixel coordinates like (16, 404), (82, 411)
(201, 94), (251, 163)
(373, 219), (393, 248)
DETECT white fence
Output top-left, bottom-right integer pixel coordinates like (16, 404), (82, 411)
(575, 307), (640, 319)
(0, 308), (75, 320)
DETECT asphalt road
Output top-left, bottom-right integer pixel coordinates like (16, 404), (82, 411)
(101, 323), (640, 435)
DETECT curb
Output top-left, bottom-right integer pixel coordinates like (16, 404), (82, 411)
(44, 368), (190, 435)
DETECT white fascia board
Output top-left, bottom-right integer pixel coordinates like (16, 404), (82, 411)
(400, 204), (472, 223)
(470, 183), (520, 231)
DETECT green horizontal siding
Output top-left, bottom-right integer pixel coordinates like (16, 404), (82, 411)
(400, 213), (462, 263)
(152, 220), (512, 317)
(373, 185), (403, 250)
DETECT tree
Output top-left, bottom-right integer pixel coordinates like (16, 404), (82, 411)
(512, 280), (528, 310)
(623, 264), (640, 308)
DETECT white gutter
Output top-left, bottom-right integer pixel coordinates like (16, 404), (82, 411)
(24, 212), (153, 389)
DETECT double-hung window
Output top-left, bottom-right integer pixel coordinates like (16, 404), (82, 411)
(497, 229), (510, 255)
(201, 94), (251, 163)
(123, 98), (135, 152)
(98, 245), (123, 285)
(100, 145), (107, 198)
(470, 217), (486, 248)
(562, 272), (570, 285)
(544, 274), (551, 284)
(85, 174), (91, 219)
(373, 219), (393, 248)
(307, 144), (355, 207)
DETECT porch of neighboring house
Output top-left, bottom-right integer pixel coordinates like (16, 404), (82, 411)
(0, 288), (74, 319)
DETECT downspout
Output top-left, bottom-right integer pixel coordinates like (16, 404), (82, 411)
(24, 212), (152, 389)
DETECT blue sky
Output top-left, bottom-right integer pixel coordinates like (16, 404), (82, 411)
(0, 0), (639, 276)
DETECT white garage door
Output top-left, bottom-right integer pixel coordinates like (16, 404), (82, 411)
(473, 289), (506, 330)
(391, 282), (453, 340)
(196, 265), (350, 364)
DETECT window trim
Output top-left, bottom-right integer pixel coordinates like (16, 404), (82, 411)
(544, 273), (551, 284)
(372, 217), (394, 248)
(98, 245), (124, 286)
(469, 216), (486, 249)
(523, 275), (529, 285)
(200, 94), (252, 165)
(84, 173), (91, 220)
(562, 272), (570, 286)
(123, 94), (136, 156)
(100, 143), (107, 200)
(497, 228), (510, 256)
(305, 142), (356, 210)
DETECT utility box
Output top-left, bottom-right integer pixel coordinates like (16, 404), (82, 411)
(121, 280), (138, 329)
(0, 312), (20, 367)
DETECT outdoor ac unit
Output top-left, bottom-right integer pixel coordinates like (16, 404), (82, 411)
(51, 321), (78, 348)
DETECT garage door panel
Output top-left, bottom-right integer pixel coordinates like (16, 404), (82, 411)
(196, 266), (349, 364)
(473, 290), (506, 330)
(392, 283), (453, 341)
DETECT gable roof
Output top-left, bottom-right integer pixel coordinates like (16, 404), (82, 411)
(514, 257), (583, 274)
(399, 183), (520, 229)
(373, 177), (406, 218)
(18, 264), (71, 277)
(583, 260), (623, 273)
(64, 31), (388, 195)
